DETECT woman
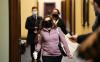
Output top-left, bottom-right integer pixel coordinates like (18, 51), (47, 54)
(51, 8), (69, 34)
(35, 16), (71, 62)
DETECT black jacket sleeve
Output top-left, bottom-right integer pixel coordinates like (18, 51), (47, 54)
(77, 33), (92, 44)
(57, 19), (68, 34)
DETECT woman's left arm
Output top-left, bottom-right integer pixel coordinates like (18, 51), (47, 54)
(58, 27), (71, 57)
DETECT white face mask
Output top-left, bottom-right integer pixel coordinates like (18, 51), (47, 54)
(33, 11), (37, 15)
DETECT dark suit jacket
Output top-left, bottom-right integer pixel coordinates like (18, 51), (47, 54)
(57, 18), (68, 34)
(25, 15), (42, 45)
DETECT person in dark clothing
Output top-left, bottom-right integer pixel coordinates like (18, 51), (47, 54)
(78, 28), (100, 62)
(76, 0), (100, 44)
(25, 7), (42, 62)
(51, 9), (69, 34)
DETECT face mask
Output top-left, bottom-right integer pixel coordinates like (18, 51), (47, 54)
(43, 20), (52, 28)
(33, 11), (37, 15)
(52, 14), (59, 18)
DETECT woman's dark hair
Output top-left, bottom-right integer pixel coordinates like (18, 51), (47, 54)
(52, 8), (60, 15)
(93, 0), (100, 7)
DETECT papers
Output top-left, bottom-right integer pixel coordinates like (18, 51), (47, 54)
(65, 34), (79, 56)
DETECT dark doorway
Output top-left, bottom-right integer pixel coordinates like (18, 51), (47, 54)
(44, 3), (55, 16)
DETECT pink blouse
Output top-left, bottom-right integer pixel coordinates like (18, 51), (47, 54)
(35, 27), (70, 56)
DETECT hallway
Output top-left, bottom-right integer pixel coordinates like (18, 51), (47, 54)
(21, 46), (73, 62)
(21, 46), (79, 62)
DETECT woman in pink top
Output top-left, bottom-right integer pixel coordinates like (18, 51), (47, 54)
(35, 16), (71, 62)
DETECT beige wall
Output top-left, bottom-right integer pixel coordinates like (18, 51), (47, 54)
(21, 0), (96, 37)
(0, 0), (9, 62)
(21, 0), (62, 37)
(89, 0), (96, 29)
(21, 0), (37, 37)
(75, 0), (95, 35)
(75, 0), (83, 35)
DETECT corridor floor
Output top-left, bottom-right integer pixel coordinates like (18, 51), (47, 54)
(21, 46), (85, 62)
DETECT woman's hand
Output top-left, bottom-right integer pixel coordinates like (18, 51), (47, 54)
(67, 54), (73, 59)
(69, 35), (78, 42)
(65, 33), (78, 42)
(33, 51), (38, 60)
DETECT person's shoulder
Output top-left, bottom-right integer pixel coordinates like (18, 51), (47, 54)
(58, 18), (64, 22)
(27, 15), (33, 19)
(38, 16), (42, 18)
(56, 27), (61, 31)
(39, 29), (45, 36)
(40, 29), (45, 33)
(58, 27), (61, 29)
(38, 16), (42, 19)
